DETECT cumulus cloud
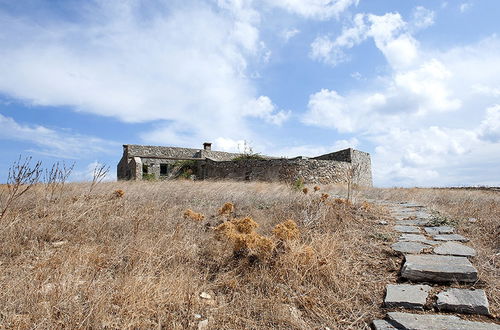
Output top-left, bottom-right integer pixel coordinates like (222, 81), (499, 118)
(310, 11), (426, 68)
(305, 7), (500, 186)
(264, 0), (359, 20)
(0, 113), (116, 159)
(479, 104), (500, 142)
(0, 0), (290, 151)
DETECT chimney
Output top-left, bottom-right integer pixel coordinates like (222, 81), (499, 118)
(203, 142), (212, 151)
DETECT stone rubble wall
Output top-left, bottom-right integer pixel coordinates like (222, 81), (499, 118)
(203, 158), (372, 186)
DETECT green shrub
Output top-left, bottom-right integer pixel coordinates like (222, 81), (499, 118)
(293, 178), (305, 191)
(142, 173), (155, 181)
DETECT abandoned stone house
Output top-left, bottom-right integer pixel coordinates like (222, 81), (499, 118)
(117, 143), (373, 186)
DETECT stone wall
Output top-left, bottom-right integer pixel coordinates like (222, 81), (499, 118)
(203, 159), (360, 185)
(351, 150), (372, 187)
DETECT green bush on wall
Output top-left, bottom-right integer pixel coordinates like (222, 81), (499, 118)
(142, 173), (155, 181)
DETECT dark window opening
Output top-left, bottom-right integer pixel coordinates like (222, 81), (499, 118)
(160, 164), (168, 176)
(142, 164), (148, 174)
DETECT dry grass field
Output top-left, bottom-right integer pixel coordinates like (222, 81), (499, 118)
(0, 179), (498, 329)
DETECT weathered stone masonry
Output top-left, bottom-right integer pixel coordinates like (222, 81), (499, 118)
(117, 143), (373, 186)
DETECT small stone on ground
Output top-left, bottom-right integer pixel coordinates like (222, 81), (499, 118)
(401, 255), (478, 283)
(384, 284), (431, 309)
(436, 288), (490, 315)
(433, 242), (476, 257)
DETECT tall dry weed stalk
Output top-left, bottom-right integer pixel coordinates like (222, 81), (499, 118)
(0, 156), (42, 221)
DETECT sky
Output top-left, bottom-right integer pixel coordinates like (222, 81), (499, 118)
(0, 0), (499, 187)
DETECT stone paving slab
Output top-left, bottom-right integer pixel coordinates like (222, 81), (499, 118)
(424, 226), (454, 235)
(399, 234), (438, 245)
(386, 312), (500, 330)
(372, 319), (397, 329)
(401, 255), (478, 283)
(394, 225), (421, 233)
(384, 284), (431, 309)
(433, 234), (469, 242)
(396, 219), (430, 226)
(433, 242), (476, 257)
(437, 288), (490, 315)
(392, 241), (428, 254)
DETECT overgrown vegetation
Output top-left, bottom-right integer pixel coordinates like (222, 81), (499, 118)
(0, 172), (498, 328)
(173, 159), (198, 179)
(232, 140), (265, 161)
(0, 179), (394, 329)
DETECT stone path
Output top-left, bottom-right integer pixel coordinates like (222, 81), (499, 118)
(370, 201), (499, 329)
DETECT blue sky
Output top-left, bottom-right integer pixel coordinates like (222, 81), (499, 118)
(1, 0), (499, 186)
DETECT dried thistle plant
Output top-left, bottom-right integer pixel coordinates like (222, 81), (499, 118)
(313, 186), (320, 192)
(218, 202), (235, 216)
(273, 219), (300, 241)
(183, 209), (205, 221)
(114, 189), (125, 198)
(320, 193), (330, 202)
(302, 187), (308, 195)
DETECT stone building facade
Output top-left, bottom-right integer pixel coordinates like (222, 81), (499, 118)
(117, 143), (373, 186)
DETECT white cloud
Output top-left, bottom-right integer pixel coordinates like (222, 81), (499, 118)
(0, 0), (290, 152)
(305, 6), (500, 186)
(310, 11), (423, 68)
(459, 2), (472, 13)
(0, 113), (116, 159)
(264, 0), (359, 20)
(411, 6), (435, 30)
(281, 28), (300, 41)
(333, 137), (359, 150)
(242, 96), (291, 125)
(479, 104), (500, 142)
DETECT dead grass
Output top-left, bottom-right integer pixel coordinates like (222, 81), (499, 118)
(362, 187), (500, 318)
(0, 180), (394, 329)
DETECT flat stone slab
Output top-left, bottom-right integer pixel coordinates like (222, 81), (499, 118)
(372, 319), (397, 329)
(384, 284), (431, 309)
(392, 241), (428, 254)
(396, 219), (430, 226)
(433, 234), (469, 242)
(434, 242), (476, 257)
(424, 226), (454, 235)
(401, 255), (478, 283)
(437, 288), (490, 315)
(386, 312), (500, 330)
(394, 225), (421, 233)
(399, 234), (438, 245)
